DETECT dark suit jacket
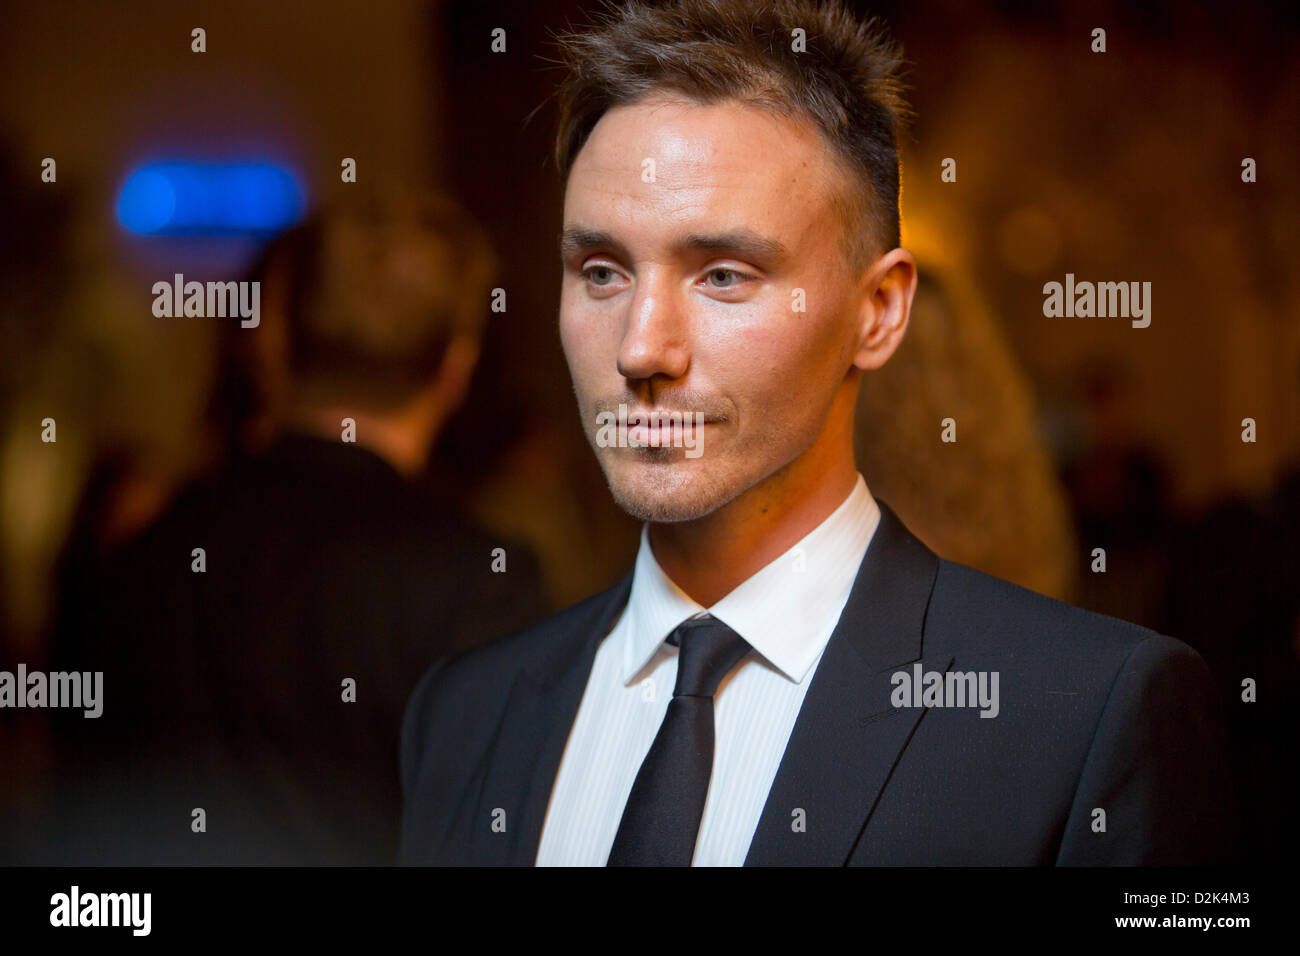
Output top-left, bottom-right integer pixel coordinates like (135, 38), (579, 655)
(400, 500), (1237, 865)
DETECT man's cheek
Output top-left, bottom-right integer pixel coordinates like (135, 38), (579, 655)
(560, 337), (596, 391)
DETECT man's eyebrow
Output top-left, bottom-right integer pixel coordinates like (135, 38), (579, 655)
(677, 230), (789, 264)
(558, 226), (627, 262)
(558, 226), (789, 265)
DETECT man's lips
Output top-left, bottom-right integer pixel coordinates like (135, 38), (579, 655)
(621, 407), (725, 426)
(611, 406), (723, 446)
(625, 420), (713, 437)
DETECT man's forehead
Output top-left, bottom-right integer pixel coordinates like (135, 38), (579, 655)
(570, 93), (831, 187)
(563, 97), (842, 251)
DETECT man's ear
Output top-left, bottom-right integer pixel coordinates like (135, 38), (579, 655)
(852, 247), (917, 372)
(431, 334), (481, 413)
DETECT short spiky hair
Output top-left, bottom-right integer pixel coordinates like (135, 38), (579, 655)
(551, 0), (911, 271)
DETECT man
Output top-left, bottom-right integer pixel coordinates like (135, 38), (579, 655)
(47, 187), (546, 864)
(400, 0), (1235, 866)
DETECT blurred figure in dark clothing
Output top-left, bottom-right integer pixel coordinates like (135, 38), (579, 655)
(43, 187), (547, 864)
(1164, 460), (1300, 866)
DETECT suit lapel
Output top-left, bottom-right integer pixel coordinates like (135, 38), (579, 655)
(744, 500), (945, 866)
(472, 574), (632, 865)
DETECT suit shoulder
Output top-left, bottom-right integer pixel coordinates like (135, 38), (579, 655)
(451, 580), (623, 676)
(929, 558), (1195, 667)
(400, 576), (629, 798)
(404, 575), (628, 727)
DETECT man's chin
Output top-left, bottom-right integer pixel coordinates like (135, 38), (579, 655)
(604, 460), (732, 523)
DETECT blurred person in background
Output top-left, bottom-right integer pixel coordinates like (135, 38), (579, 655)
(1162, 362), (1300, 865)
(42, 186), (546, 864)
(854, 266), (1079, 605)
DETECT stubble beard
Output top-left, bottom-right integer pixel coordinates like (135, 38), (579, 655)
(599, 446), (736, 523)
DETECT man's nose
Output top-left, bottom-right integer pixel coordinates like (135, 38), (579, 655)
(616, 275), (690, 382)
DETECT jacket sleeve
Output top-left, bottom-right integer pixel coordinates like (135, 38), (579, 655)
(1054, 632), (1239, 865)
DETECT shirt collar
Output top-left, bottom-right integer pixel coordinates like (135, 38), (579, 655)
(619, 473), (880, 685)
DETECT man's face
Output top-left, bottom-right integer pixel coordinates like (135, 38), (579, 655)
(559, 93), (869, 523)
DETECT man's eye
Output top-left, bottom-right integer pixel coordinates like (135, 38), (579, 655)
(705, 268), (751, 289)
(582, 265), (617, 286)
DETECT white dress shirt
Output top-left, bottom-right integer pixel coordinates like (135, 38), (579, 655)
(535, 473), (881, 866)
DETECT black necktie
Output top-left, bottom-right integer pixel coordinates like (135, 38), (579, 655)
(606, 615), (752, 866)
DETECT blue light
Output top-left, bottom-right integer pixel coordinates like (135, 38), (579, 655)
(116, 162), (305, 235)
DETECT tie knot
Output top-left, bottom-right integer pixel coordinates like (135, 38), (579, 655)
(667, 616), (751, 698)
